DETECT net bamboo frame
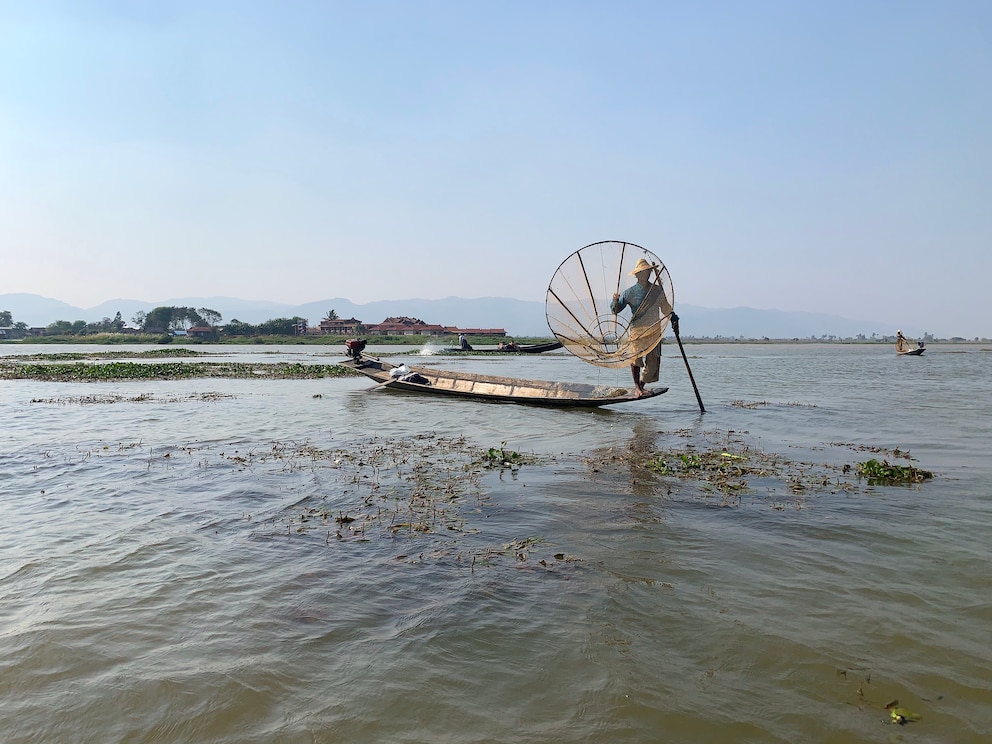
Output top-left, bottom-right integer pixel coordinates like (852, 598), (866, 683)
(546, 241), (674, 368)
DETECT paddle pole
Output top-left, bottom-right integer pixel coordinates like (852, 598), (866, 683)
(670, 313), (705, 413)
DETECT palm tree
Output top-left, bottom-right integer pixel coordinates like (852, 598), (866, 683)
(325, 309), (339, 321)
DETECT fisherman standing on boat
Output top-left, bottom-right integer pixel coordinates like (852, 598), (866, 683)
(896, 330), (908, 353)
(611, 258), (672, 397)
(458, 333), (472, 351)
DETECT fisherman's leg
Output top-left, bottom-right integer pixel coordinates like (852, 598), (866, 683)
(630, 362), (645, 396)
(641, 347), (661, 385)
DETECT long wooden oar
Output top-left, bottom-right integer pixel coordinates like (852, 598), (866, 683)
(670, 312), (705, 413)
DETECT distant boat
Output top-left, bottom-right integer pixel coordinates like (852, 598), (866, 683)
(896, 333), (925, 356)
(515, 341), (564, 353)
(442, 341), (564, 354)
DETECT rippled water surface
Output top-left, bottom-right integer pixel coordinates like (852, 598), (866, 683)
(2, 342), (990, 743)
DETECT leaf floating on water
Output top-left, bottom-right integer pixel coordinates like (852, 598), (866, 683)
(889, 707), (921, 724)
(885, 699), (921, 725)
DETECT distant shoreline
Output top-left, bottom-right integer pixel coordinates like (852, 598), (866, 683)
(2, 335), (987, 347)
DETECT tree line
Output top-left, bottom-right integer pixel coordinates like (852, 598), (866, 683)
(2, 306), (321, 338)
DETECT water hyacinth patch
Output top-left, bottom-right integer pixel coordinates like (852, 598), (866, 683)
(480, 441), (534, 469)
(856, 459), (934, 485)
(0, 361), (359, 381)
(587, 429), (935, 508)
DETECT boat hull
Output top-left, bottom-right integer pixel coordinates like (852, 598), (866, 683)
(898, 348), (925, 356)
(517, 341), (563, 353)
(339, 357), (666, 407)
(441, 342), (563, 354)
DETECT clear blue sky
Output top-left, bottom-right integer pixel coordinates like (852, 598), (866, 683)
(2, 1), (989, 337)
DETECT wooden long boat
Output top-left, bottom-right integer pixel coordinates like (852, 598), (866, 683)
(517, 341), (564, 353)
(896, 335), (925, 355)
(441, 341), (564, 354)
(340, 356), (667, 408)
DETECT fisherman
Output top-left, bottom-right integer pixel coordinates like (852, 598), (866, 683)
(611, 258), (672, 397)
(458, 333), (472, 351)
(896, 330), (908, 353)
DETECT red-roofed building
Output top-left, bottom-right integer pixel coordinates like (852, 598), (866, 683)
(367, 316), (447, 336)
(361, 317), (507, 337)
(443, 326), (507, 337)
(317, 317), (362, 335)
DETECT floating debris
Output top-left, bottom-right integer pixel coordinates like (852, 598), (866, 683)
(29, 392), (235, 405)
(732, 400), (817, 408)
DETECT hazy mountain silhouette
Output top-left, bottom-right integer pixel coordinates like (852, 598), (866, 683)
(1, 293), (906, 339)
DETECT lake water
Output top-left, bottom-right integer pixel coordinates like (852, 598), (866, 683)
(1, 342), (990, 743)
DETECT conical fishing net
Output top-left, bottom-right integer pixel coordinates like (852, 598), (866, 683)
(546, 241), (674, 368)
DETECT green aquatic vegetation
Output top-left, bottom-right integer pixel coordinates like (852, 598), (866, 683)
(480, 441), (527, 469)
(830, 442), (911, 458)
(732, 400), (770, 409)
(478, 441), (541, 470)
(29, 392), (234, 405)
(7, 361), (210, 380)
(732, 399), (817, 408)
(225, 433), (561, 570)
(856, 459), (933, 485)
(597, 429), (934, 506)
(646, 458), (676, 476)
(2, 348), (209, 362)
(271, 362), (351, 378)
(0, 360), (360, 381)
(885, 700), (922, 725)
(645, 448), (762, 493)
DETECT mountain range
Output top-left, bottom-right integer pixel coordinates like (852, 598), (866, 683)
(1, 292), (908, 340)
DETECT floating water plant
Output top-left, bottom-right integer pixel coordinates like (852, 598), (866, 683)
(480, 441), (526, 469)
(5, 348), (208, 362)
(732, 400), (817, 409)
(885, 700), (922, 725)
(643, 446), (762, 494)
(0, 360), (359, 381)
(856, 459), (933, 485)
(595, 430), (934, 507)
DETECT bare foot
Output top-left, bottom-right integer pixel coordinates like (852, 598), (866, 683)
(634, 386), (646, 398)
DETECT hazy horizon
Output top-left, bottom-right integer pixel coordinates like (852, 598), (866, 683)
(4, 290), (973, 341)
